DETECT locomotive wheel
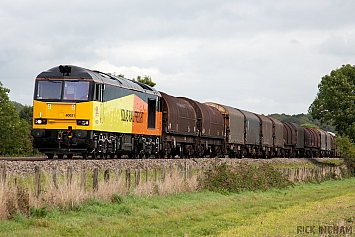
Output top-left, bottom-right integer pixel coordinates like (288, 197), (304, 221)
(47, 153), (54, 159)
(67, 154), (73, 159)
(57, 154), (64, 159)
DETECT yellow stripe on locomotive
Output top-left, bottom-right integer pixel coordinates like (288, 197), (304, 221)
(33, 95), (162, 135)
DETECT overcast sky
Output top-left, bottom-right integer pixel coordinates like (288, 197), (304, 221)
(1, 0), (355, 115)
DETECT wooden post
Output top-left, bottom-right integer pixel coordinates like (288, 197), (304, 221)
(93, 168), (99, 192)
(126, 169), (131, 190)
(161, 168), (165, 182)
(145, 167), (149, 183)
(201, 167), (205, 182)
(135, 169), (140, 187)
(189, 165), (193, 179)
(81, 166), (86, 192)
(52, 166), (58, 189)
(67, 166), (73, 187)
(0, 164), (6, 185)
(104, 169), (110, 183)
(184, 160), (188, 180)
(116, 168), (121, 182)
(34, 166), (41, 198)
(154, 168), (157, 183)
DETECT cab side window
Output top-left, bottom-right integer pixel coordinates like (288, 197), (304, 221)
(95, 84), (103, 102)
(148, 98), (156, 129)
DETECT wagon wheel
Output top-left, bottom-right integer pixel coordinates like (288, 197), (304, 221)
(67, 154), (73, 159)
(154, 152), (160, 159)
(102, 152), (108, 159)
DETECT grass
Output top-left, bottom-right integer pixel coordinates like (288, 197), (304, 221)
(269, 158), (345, 169)
(0, 178), (354, 236)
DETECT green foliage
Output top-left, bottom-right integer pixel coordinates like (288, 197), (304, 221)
(19, 106), (33, 126)
(11, 101), (24, 113)
(135, 75), (156, 87)
(6, 187), (30, 219)
(300, 123), (319, 129)
(29, 207), (48, 218)
(201, 162), (293, 193)
(0, 82), (33, 156)
(111, 193), (123, 204)
(309, 64), (355, 140)
(268, 113), (334, 132)
(335, 136), (355, 175)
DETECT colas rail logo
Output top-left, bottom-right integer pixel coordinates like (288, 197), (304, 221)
(121, 109), (144, 123)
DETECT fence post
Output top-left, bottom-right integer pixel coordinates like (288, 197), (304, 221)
(67, 166), (73, 187)
(104, 169), (110, 183)
(184, 159), (187, 180)
(0, 164), (6, 185)
(135, 169), (140, 187)
(93, 168), (99, 192)
(126, 169), (131, 190)
(154, 168), (157, 183)
(116, 168), (121, 182)
(34, 166), (41, 198)
(199, 167), (205, 182)
(81, 165), (86, 192)
(52, 166), (58, 189)
(161, 168), (166, 182)
(146, 167), (149, 184)
(189, 165), (193, 179)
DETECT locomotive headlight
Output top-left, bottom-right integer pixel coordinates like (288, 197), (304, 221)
(77, 120), (89, 126)
(34, 118), (47, 125)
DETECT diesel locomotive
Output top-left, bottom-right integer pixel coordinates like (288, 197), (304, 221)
(31, 65), (336, 159)
(31, 65), (162, 159)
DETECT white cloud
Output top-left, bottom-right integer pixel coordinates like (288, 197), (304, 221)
(2, 0), (355, 115)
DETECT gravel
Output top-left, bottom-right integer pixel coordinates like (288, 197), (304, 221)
(0, 157), (343, 177)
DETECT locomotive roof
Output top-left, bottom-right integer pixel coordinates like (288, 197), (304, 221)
(36, 65), (160, 95)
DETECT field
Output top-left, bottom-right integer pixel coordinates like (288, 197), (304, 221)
(0, 177), (354, 236)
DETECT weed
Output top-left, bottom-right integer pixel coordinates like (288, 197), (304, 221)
(111, 193), (123, 204)
(29, 206), (48, 218)
(117, 205), (131, 215)
(201, 161), (294, 193)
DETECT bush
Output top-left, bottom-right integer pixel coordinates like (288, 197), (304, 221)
(336, 136), (355, 176)
(201, 161), (293, 193)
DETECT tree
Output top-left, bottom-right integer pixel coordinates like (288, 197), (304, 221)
(0, 82), (33, 156)
(19, 106), (33, 126)
(308, 64), (355, 140)
(267, 113), (334, 132)
(135, 75), (156, 87)
(11, 101), (24, 113)
(300, 123), (319, 129)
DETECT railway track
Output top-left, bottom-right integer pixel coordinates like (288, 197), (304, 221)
(0, 156), (342, 162)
